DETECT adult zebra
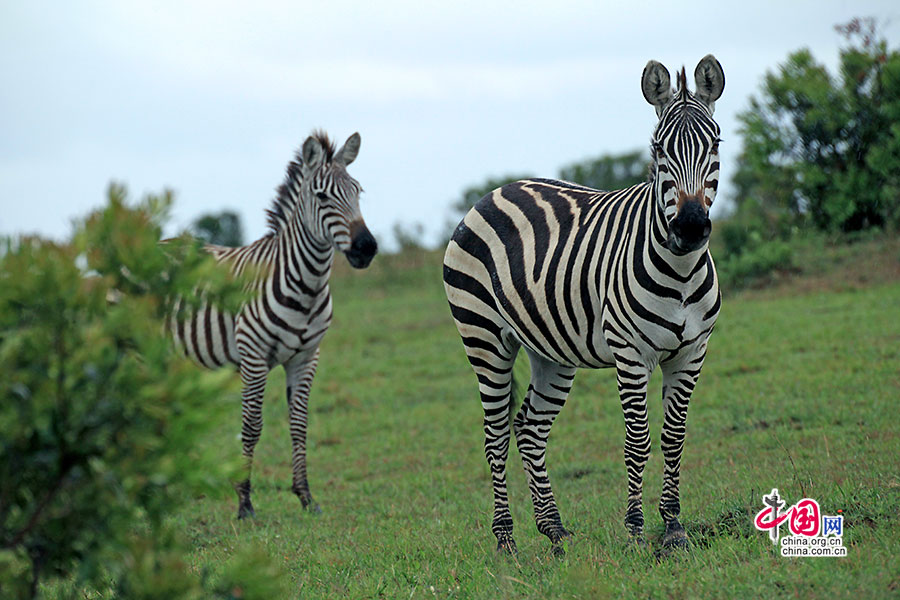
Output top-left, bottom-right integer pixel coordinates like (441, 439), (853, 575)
(443, 56), (725, 553)
(171, 131), (377, 519)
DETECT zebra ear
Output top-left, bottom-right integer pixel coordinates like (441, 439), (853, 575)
(642, 60), (672, 116)
(694, 54), (725, 112)
(335, 132), (361, 166)
(301, 135), (325, 170)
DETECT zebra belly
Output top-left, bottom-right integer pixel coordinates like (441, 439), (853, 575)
(498, 299), (617, 369)
(233, 297), (331, 369)
(509, 300), (714, 372)
(444, 233), (615, 370)
(171, 301), (241, 369)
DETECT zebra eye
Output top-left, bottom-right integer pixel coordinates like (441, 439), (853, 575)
(315, 192), (328, 200)
(652, 142), (665, 158)
(711, 138), (722, 152)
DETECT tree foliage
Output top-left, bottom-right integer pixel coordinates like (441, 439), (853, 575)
(448, 149), (650, 229)
(445, 150), (650, 244)
(449, 173), (534, 222)
(192, 210), (244, 247)
(732, 18), (900, 233)
(0, 185), (287, 598)
(441, 173), (534, 244)
(558, 150), (648, 191)
(391, 221), (426, 252)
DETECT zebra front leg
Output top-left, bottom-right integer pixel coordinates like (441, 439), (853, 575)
(658, 356), (703, 549)
(514, 352), (575, 554)
(285, 350), (321, 513)
(236, 358), (268, 519)
(615, 360), (651, 544)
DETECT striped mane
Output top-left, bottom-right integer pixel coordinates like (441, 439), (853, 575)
(676, 66), (689, 103)
(265, 131), (336, 235)
(647, 67), (704, 182)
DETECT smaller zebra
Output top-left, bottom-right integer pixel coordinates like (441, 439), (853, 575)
(171, 131), (377, 519)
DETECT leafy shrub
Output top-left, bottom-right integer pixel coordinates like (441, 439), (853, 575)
(716, 236), (794, 290)
(192, 210), (245, 247)
(0, 185), (287, 598)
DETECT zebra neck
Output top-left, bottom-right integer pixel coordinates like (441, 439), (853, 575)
(276, 216), (335, 301)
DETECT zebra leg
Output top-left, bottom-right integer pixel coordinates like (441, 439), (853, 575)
(658, 355), (703, 549)
(462, 334), (519, 553)
(284, 350), (321, 513)
(236, 358), (268, 519)
(514, 351), (576, 553)
(615, 359), (652, 543)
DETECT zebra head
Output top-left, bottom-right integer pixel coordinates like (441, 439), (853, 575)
(297, 131), (378, 268)
(642, 55), (725, 256)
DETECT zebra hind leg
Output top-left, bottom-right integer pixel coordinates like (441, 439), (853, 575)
(514, 351), (576, 555)
(460, 333), (519, 554)
(444, 266), (520, 553)
(236, 358), (269, 519)
(285, 351), (322, 514)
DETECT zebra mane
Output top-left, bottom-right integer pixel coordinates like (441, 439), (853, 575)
(676, 66), (689, 103)
(265, 131), (336, 235)
(647, 68), (698, 182)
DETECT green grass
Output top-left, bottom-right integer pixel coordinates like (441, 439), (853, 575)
(166, 242), (899, 598)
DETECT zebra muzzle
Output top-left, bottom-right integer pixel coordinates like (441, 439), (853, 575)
(345, 222), (378, 269)
(667, 200), (711, 255)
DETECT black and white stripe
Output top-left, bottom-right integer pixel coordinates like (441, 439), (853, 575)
(172, 131), (377, 518)
(443, 56), (725, 553)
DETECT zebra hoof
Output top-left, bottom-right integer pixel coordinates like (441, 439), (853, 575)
(549, 529), (574, 557)
(550, 538), (573, 558)
(237, 502), (256, 520)
(297, 496), (322, 514)
(235, 480), (255, 520)
(496, 537), (518, 555)
(627, 533), (650, 551)
(662, 521), (690, 550)
(293, 485), (321, 514)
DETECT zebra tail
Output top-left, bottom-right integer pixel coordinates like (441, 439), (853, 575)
(508, 350), (523, 431)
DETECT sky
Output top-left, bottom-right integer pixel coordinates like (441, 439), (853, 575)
(2, 1), (898, 250)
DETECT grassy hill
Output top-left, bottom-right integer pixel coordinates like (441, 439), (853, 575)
(165, 236), (899, 599)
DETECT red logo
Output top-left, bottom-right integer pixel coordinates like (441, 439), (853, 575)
(754, 489), (846, 557)
(754, 505), (788, 531)
(788, 499), (821, 537)
(754, 490), (824, 542)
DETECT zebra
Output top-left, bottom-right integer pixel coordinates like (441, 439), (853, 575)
(171, 131), (378, 519)
(443, 56), (725, 553)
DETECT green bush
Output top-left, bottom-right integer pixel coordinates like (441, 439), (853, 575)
(0, 185), (287, 598)
(192, 210), (245, 247)
(716, 237), (794, 290)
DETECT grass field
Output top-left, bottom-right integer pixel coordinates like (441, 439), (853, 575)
(169, 236), (899, 599)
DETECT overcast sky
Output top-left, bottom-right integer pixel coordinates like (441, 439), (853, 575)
(2, 1), (898, 249)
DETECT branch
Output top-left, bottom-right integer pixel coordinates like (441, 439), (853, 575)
(2, 466), (71, 550)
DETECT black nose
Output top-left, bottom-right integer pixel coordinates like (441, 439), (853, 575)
(669, 201), (711, 254)
(345, 226), (378, 269)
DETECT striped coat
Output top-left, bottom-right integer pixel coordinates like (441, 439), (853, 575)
(172, 131), (377, 518)
(444, 56), (725, 553)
